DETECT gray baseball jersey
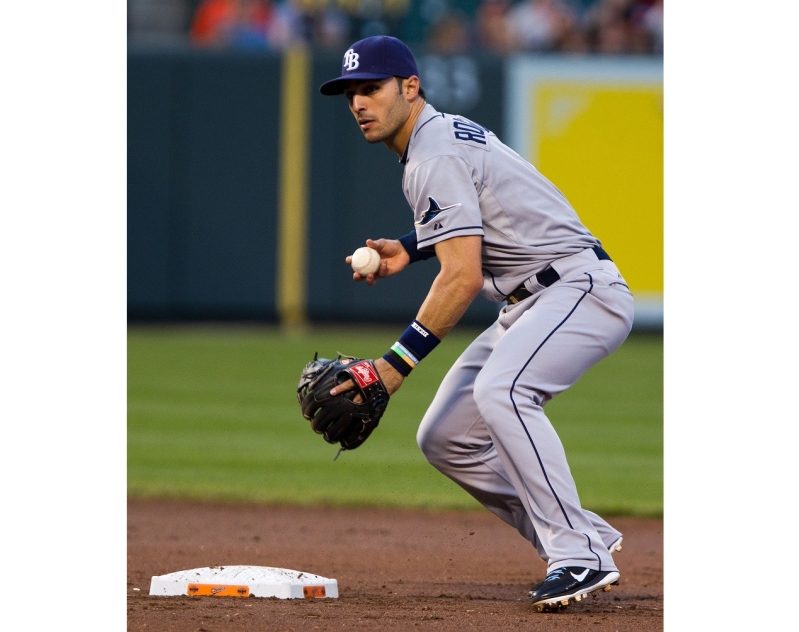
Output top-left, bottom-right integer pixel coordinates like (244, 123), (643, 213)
(403, 103), (635, 574)
(402, 103), (601, 302)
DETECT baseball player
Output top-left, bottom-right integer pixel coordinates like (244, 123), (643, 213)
(319, 36), (634, 612)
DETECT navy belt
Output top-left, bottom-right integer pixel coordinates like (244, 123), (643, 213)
(506, 246), (612, 304)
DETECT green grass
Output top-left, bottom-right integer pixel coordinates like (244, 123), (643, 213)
(128, 325), (662, 516)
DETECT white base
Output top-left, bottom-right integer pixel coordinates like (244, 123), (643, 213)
(149, 566), (338, 599)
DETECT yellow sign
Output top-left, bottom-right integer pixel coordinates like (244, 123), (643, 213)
(532, 82), (663, 294)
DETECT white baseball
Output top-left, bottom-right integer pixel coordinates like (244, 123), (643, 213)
(351, 246), (381, 275)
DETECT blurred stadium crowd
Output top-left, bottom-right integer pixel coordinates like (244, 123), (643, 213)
(128, 0), (663, 55)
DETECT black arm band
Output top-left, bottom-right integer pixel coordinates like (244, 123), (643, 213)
(398, 230), (436, 264)
(383, 348), (412, 377)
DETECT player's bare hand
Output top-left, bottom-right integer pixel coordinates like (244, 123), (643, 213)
(345, 238), (411, 286)
(329, 357), (404, 399)
(372, 357), (404, 394)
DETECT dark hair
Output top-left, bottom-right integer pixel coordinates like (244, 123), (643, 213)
(396, 76), (425, 100)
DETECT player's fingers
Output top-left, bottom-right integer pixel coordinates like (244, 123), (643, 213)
(352, 272), (365, 283)
(345, 255), (353, 264)
(367, 238), (385, 252)
(330, 379), (355, 396)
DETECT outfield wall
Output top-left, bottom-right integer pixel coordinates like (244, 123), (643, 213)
(127, 49), (282, 320)
(128, 47), (663, 330)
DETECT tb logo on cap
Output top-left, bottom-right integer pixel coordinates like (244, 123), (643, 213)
(343, 49), (359, 71)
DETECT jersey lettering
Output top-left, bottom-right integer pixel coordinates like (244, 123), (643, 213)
(453, 119), (487, 145)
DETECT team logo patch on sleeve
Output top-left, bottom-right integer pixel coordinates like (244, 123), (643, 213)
(415, 197), (462, 226)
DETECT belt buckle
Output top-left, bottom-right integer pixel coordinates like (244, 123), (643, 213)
(507, 294), (519, 304)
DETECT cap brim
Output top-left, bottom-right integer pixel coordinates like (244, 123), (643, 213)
(319, 72), (395, 96)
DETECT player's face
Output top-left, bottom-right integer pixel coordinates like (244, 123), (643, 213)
(344, 78), (411, 145)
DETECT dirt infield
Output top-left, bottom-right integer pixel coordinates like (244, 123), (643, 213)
(128, 499), (662, 631)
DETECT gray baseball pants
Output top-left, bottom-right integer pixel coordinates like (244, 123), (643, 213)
(417, 248), (635, 572)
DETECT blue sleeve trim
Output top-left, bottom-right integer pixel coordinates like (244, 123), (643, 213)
(398, 230), (437, 264)
(416, 226), (484, 246)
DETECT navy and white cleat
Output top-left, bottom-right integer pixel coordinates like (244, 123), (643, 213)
(528, 566), (620, 612)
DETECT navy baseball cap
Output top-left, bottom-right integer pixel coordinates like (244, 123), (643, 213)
(319, 36), (419, 96)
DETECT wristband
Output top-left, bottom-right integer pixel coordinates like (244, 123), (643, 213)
(398, 230), (436, 264)
(382, 320), (441, 376)
(383, 346), (413, 377)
